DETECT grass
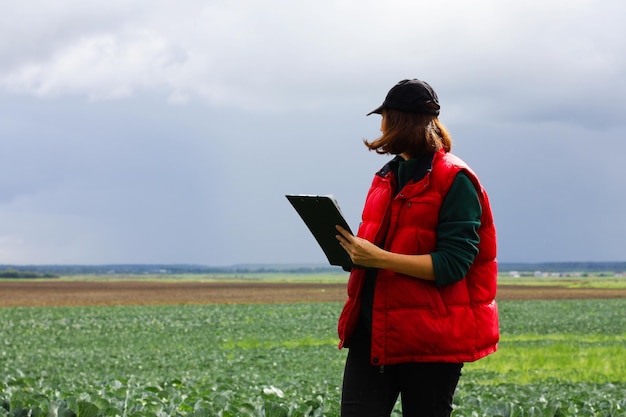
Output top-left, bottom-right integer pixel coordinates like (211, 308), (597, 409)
(6, 271), (626, 287)
(15, 272), (351, 284)
(497, 273), (626, 289)
(467, 335), (625, 384)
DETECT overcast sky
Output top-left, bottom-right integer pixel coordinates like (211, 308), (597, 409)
(1, 0), (625, 266)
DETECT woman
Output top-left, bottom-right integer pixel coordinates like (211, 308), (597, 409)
(335, 79), (499, 417)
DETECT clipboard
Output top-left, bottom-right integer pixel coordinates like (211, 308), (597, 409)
(286, 194), (357, 269)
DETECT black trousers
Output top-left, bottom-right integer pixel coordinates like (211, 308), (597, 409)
(340, 342), (463, 417)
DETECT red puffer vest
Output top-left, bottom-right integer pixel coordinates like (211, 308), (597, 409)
(337, 149), (499, 365)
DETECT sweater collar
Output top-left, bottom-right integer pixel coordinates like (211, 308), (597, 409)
(377, 152), (435, 184)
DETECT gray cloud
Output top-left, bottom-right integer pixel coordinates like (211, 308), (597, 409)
(1, 0), (625, 264)
(3, 1), (623, 115)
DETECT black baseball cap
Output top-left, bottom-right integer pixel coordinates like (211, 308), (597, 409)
(367, 79), (440, 116)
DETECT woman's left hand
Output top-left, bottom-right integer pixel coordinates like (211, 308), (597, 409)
(335, 225), (385, 269)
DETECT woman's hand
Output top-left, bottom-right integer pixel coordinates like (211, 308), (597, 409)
(335, 225), (386, 269)
(335, 225), (436, 281)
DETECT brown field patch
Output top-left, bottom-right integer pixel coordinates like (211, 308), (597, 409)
(1, 280), (625, 307)
(0, 281), (347, 307)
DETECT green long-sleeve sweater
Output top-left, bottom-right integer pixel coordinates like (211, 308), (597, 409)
(397, 155), (481, 285)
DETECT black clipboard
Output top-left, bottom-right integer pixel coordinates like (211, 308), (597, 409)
(286, 194), (357, 269)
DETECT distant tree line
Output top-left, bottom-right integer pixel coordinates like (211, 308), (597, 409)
(0, 262), (624, 276)
(0, 264), (344, 276)
(498, 262), (626, 273)
(0, 269), (59, 279)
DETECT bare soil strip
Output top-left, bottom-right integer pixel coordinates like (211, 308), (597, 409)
(1, 281), (625, 307)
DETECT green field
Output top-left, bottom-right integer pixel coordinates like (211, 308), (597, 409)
(1, 298), (625, 416)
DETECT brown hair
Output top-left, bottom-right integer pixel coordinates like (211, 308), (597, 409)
(364, 108), (452, 158)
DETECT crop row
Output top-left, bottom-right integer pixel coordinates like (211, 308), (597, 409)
(1, 299), (625, 416)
